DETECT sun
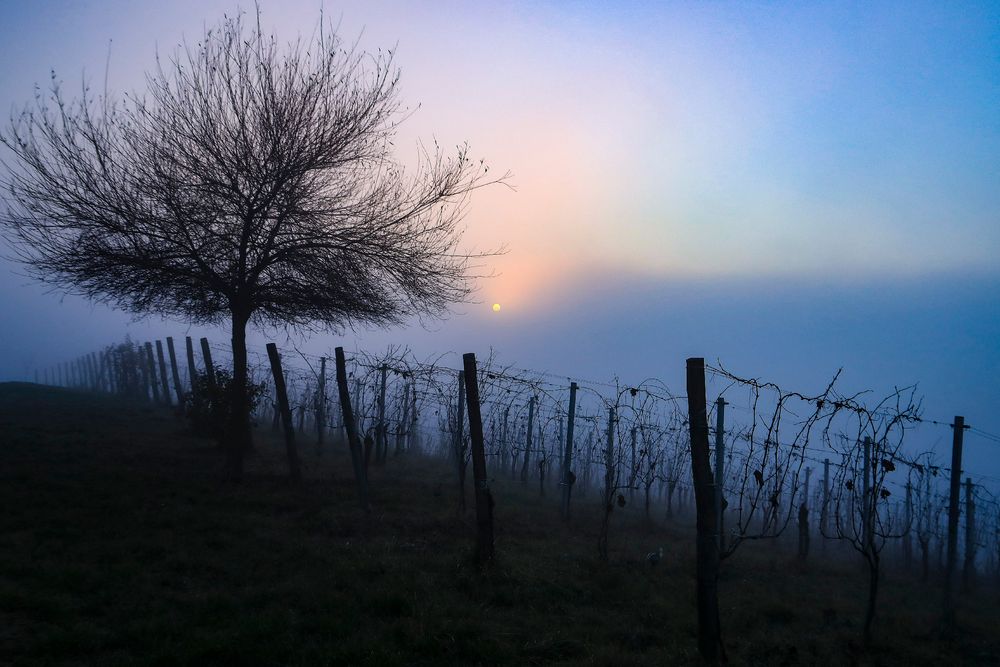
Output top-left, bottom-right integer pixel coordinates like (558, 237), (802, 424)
(492, 303), (501, 313)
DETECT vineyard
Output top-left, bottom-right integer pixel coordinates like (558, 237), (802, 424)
(12, 335), (1000, 664)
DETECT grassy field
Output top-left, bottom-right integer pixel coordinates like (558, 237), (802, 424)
(1, 382), (997, 666)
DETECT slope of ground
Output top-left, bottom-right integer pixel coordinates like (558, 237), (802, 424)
(1, 383), (997, 665)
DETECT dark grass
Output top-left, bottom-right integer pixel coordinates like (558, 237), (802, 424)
(1, 382), (998, 665)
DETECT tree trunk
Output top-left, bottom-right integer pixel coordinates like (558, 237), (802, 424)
(227, 310), (252, 482)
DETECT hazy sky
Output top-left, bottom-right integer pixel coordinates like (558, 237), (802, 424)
(1, 2), (998, 482)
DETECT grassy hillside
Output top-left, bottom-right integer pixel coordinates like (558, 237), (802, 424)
(1, 382), (997, 665)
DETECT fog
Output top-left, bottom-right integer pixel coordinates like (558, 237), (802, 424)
(3, 261), (997, 488)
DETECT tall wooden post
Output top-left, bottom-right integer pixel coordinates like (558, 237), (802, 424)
(904, 482), (913, 569)
(799, 467), (811, 561)
(944, 416), (966, 629)
(376, 364), (387, 464)
(185, 337), (198, 395)
(199, 338), (216, 395)
(335, 347), (369, 511)
(715, 397), (726, 551)
(598, 405), (616, 561)
(144, 343), (161, 404)
(821, 458), (830, 542)
(98, 352), (107, 393)
(396, 381), (409, 456)
(99, 352), (110, 393)
(462, 353), (494, 565)
(504, 405), (514, 479)
(687, 358), (722, 661)
(266, 343), (301, 482)
(316, 357), (327, 454)
(963, 477), (976, 590)
(561, 382), (578, 521)
(862, 436), (872, 552)
(520, 395), (535, 482)
(605, 407), (616, 500)
(628, 426), (637, 504)
(155, 340), (171, 405)
(556, 417), (566, 484)
(166, 337), (184, 405)
(410, 387), (418, 453)
(455, 370), (467, 512)
(85, 354), (95, 390)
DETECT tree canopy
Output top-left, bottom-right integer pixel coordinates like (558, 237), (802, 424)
(1, 10), (505, 479)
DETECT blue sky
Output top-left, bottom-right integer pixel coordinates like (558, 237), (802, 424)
(0, 1), (998, 482)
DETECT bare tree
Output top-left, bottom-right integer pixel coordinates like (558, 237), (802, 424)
(0, 10), (504, 479)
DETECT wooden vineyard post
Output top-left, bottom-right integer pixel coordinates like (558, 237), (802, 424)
(316, 357), (327, 455)
(715, 397), (726, 551)
(86, 354), (96, 390)
(598, 405), (616, 562)
(862, 436), (873, 553)
(102, 350), (114, 394)
(98, 351), (109, 393)
(185, 337), (198, 397)
(686, 357), (722, 662)
(335, 347), (369, 511)
(904, 482), (913, 569)
(454, 370), (467, 512)
(561, 382), (578, 521)
(944, 416), (966, 631)
(166, 337), (184, 405)
(396, 381), (409, 456)
(538, 422), (547, 496)
(199, 338), (216, 396)
(266, 343), (301, 482)
(462, 353), (495, 565)
(376, 364), (387, 464)
(144, 342), (161, 404)
(155, 340), (171, 405)
(821, 458), (830, 549)
(963, 477), (975, 590)
(798, 467), (811, 562)
(520, 396), (535, 482)
(503, 405), (512, 478)
(409, 388), (418, 453)
(628, 426), (637, 504)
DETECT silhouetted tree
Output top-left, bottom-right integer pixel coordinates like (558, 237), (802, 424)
(1, 10), (503, 479)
